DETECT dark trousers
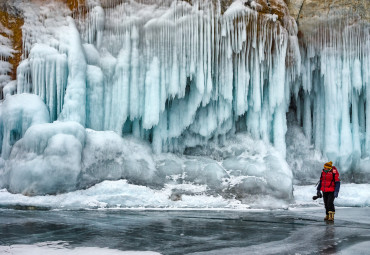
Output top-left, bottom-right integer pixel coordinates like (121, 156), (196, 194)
(323, 192), (335, 215)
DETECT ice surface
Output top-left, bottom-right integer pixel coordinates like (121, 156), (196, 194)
(1, 207), (370, 255)
(0, 242), (160, 255)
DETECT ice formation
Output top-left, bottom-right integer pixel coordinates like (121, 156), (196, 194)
(15, 0), (296, 157)
(1, 122), (158, 195)
(0, 0), (369, 205)
(0, 22), (14, 90)
(0, 94), (50, 160)
(293, 19), (370, 174)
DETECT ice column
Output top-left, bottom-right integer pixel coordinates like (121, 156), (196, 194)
(58, 17), (87, 126)
(296, 20), (370, 171)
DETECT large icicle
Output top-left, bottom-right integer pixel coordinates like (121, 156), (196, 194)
(58, 17), (87, 126)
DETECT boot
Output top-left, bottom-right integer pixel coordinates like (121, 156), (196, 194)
(328, 211), (335, 221)
(324, 214), (329, 221)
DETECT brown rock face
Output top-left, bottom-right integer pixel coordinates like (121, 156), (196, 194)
(0, 0), (85, 82)
(0, 10), (23, 81)
(285, 0), (369, 33)
(65, 0), (85, 10)
(0, 0), (368, 84)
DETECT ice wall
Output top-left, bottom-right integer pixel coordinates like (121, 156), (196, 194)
(1, 0), (369, 199)
(293, 18), (370, 173)
(15, 0), (298, 157)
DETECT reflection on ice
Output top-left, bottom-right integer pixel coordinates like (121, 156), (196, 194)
(0, 207), (369, 255)
(0, 242), (160, 255)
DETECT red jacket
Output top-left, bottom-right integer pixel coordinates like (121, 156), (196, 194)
(319, 167), (340, 192)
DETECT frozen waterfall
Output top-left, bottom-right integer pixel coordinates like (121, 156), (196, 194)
(15, 0), (296, 156)
(292, 19), (370, 173)
(0, 0), (369, 202)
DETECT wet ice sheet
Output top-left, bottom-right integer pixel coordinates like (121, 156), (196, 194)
(190, 208), (370, 254)
(0, 207), (369, 255)
(0, 243), (159, 255)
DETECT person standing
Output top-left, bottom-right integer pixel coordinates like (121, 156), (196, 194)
(316, 161), (341, 221)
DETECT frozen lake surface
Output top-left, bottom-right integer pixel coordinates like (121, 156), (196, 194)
(1, 207), (370, 254)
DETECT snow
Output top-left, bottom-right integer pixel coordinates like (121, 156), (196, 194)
(0, 180), (238, 210)
(0, 182), (368, 210)
(293, 184), (370, 207)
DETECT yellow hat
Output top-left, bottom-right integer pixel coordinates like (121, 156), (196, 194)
(324, 161), (333, 170)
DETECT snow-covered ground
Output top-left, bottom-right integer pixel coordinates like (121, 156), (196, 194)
(0, 179), (285, 210)
(293, 184), (370, 207)
(0, 181), (368, 210)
